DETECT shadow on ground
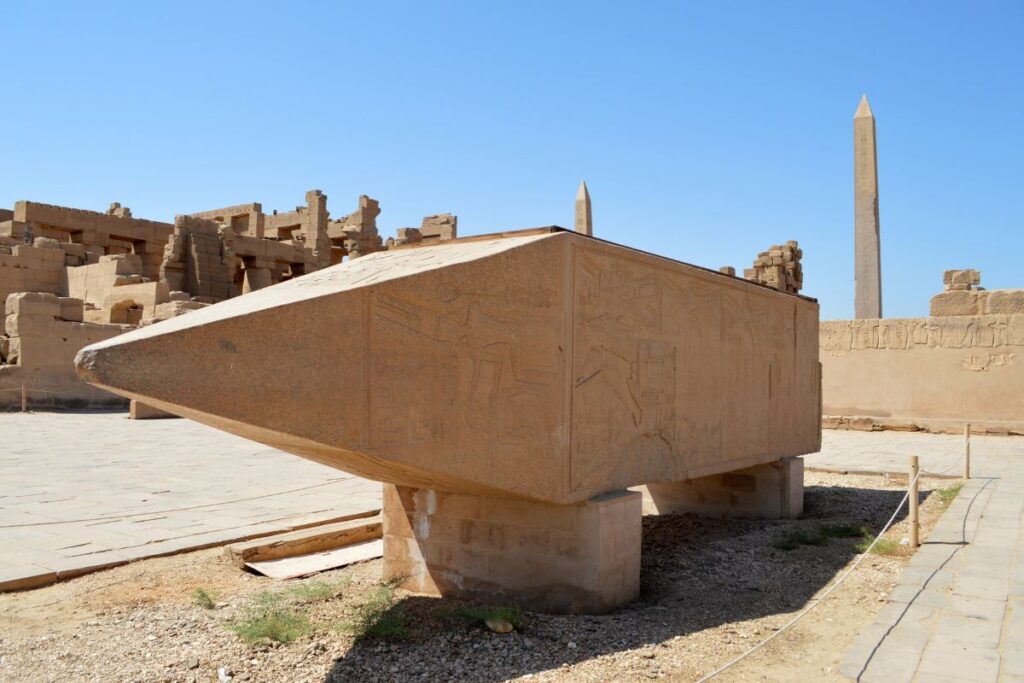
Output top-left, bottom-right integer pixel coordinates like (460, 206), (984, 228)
(325, 484), (927, 683)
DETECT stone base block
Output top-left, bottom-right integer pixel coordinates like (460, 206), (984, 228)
(637, 457), (803, 519)
(382, 484), (640, 614)
(129, 399), (180, 419)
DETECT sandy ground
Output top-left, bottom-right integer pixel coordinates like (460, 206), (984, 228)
(0, 471), (956, 682)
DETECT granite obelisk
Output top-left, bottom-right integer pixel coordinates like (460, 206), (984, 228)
(575, 180), (593, 236)
(854, 94), (882, 318)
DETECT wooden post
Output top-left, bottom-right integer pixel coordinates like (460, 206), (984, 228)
(963, 423), (971, 480)
(909, 455), (920, 548)
(21, 383), (27, 412)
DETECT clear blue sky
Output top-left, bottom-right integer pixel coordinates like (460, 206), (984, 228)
(2, 1), (1021, 319)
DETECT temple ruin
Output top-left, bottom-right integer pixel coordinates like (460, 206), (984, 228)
(0, 192), (457, 409)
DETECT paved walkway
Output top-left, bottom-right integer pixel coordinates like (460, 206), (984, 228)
(820, 430), (1024, 682)
(0, 412), (381, 591)
(807, 429), (1022, 477)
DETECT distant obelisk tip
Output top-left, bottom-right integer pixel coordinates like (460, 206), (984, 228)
(574, 180), (593, 237)
(854, 94), (873, 119)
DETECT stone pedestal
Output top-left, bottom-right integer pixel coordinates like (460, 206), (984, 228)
(638, 456), (803, 519)
(382, 485), (641, 614)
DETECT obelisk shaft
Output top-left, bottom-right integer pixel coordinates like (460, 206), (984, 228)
(575, 181), (592, 236)
(854, 95), (881, 319)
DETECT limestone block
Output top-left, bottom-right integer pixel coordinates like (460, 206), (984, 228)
(6, 313), (56, 340)
(5, 292), (61, 318)
(11, 245), (39, 259)
(168, 291), (190, 302)
(152, 300), (208, 321)
(944, 269), (981, 288)
(984, 290), (1024, 315)
(930, 290), (980, 317)
(33, 237), (63, 250)
(114, 275), (146, 286)
(58, 297), (84, 322)
(62, 243), (86, 258)
(382, 484), (640, 613)
(637, 457), (803, 519)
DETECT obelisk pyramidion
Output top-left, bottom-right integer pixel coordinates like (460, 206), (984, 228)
(854, 94), (882, 318)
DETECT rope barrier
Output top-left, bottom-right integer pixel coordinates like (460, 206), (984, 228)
(695, 449), (965, 682)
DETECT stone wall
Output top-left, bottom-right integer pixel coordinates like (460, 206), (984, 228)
(0, 293), (128, 409)
(820, 314), (1024, 434)
(0, 240), (65, 332)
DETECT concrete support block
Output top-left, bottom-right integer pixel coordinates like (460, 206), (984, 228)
(382, 485), (641, 614)
(637, 456), (803, 520)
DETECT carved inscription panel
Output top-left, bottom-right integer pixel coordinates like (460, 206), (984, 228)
(822, 316), (1024, 373)
(571, 244), (820, 495)
(367, 237), (566, 498)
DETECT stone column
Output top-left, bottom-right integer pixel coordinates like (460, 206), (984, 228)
(382, 485), (641, 614)
(854, 95), (882, 319)
(637, 456), (803, 519)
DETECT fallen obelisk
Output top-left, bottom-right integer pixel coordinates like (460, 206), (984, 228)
(76, 227), (821, 613)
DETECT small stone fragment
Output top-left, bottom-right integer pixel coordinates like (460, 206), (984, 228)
(485, 618), (513, 634)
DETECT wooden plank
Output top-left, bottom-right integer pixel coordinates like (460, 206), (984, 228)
(225, 514), (382, 567)
(246, 539), (384, 579)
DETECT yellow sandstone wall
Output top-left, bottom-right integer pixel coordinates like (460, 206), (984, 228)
(0, 293), (127, 409)
(820, 315), (1024, 434)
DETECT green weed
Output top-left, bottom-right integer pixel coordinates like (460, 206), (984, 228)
(937, 483), (963, 506)
(231, 591), (311, 644)
(192, 587), (217, 610)
(855, 536), (903, 556)
(285, 577), (350, 602)
(340, 582), (408, 641)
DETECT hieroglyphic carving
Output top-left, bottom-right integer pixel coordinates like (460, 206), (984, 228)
(368, 237), (563, 463)
(571, 245), (815, 493)
(961, 352), (1016, 372)
(821, 315), (1024, 356)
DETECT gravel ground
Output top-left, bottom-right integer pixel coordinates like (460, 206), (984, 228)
(0, 472), (956, 683)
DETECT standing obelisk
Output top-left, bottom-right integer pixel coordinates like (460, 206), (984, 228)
(854, 94), (882, 318)
(575, 180), (593, 236)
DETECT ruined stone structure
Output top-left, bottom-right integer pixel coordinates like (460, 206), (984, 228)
(821, 270), (1024, 434)
(0, 192), (457, 408)
(384, 213), (459, 249)
(744, 241), (804, 294)
(76, 227), (821, 613)
(854, 95), (882, 318)
(930, 269), (1024, 317)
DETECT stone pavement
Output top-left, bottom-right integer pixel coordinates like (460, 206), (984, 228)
(825, 430), (1024, 682)
(806, 429), (1023, 478)
(0, 412), (381, 591)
